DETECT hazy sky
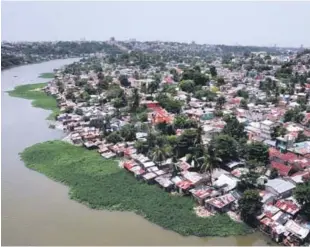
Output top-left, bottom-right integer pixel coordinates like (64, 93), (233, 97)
(2, 1), (310, 47)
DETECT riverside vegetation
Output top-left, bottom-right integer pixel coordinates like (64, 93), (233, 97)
(39, 72), (54, 79)
(20, 140), (250, 237)
(7, 83), (59, 120)
(10, 80), (251, 237)
(7, 64), (252, 236)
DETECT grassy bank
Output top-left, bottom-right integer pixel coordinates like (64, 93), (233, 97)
(7, 83), (59, 120)
(20, 140), (250, 237)
(39, 72), (54, 79)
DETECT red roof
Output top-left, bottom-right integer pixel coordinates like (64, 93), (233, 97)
(271, 161), (292, 176)
(269, 148), (298, 162)
(124, 148), (132, 157)
(206, 193), (236, 209)
(165, 76), (173, 84)
(145, 101), (159, 109)
(303, 130), (310, 137)
(230, 97), (242, 104)
(176, 180), (193, 190)
(275, 199), (300, 215)
(304, 113), (310, 119)
(151, 107), (173, 124)
(293, 159), (310, 169)
(195, 188), (213, 197)
(123, 161), (136, 170)
(260, 216), (274, 226)
(178, 161), (191, 171)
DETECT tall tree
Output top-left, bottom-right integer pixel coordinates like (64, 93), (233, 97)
(222, 115), (246, 141)
(217, 77), (226, 87)
(240, 99), (249, 110)
(106, 132), (123, 144)
(237, 172), (260, 192)
(199, 152), (220, 185)
(120, 124), (137, 142)
(194, 124), (203, 146)
(238, 189), (262, 226)
(294, 182), (310, 218)
(148, 80), (159, 96)
(283, 107), (304, 123)
(98, 79), (109, 91)
(179, 80), (195, 93)
(210, 66), (217, 77)
(216, 96), (226, 109)
(245, 142), (269, 164)
(209, 134), (239, 164)
(151, 145), (170, 165)
(131, 88), (140, 112)
(119, 74), (130, 87)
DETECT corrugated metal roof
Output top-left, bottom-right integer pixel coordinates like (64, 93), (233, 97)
(266, 178), (295, 194)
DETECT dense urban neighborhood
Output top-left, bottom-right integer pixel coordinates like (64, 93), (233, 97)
(6, 40), (310, 245)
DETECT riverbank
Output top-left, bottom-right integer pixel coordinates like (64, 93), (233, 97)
(1, 55), (79, 71)
(1, 56), (271, 246)
(9, 80), (252, 237)
(20, 140), (251, 237)
(7, 83), (59, 120)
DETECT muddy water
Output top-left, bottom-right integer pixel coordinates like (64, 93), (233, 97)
(1, 59), (270, 246)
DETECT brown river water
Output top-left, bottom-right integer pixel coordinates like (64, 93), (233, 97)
(1, 59), (271, 246)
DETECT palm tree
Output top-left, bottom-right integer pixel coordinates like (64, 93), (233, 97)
(146, 129), (157, 149)
(151, 145), (170, 166)
(187, 144), (204, 170)
(131, 88), (140, 111)
(199, 151), (222, 186)
(216, 96), (226, 110)
(199, 154), (214, 185)
(148, 81), (159, 97)
(194, 123), (203, 146)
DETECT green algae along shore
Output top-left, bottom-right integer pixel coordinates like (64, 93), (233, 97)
(38, 72), (55, 79)
(11, 82), (251, 238)
(7, 83), (59, 120)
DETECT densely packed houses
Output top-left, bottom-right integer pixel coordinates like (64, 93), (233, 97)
(45, 46), (310, 246)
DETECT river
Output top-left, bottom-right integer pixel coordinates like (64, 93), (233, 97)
(1, 58), (271, 246)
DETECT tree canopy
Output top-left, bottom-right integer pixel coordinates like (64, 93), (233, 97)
(238, 190), (262, 226)
(245, 142), (269, 164)
(222, 115), (246, 141)
(294, 182), (310, 218)
(283, 107), (304, 123)
(208, 134), (239, 164)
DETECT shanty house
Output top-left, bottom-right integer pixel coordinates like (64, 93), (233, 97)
(189, 186), (220, 205)
(265, 178), (296, 198)
(205, 192), (237, 213)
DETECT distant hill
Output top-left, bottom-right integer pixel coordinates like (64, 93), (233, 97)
(1, 41), (123, 70)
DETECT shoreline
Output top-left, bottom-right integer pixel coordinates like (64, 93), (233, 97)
(1, 56), (81, 71)
(9, 82), (252, 238)
(20, 140), (251, 237)
(7, 83), (59, 120)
